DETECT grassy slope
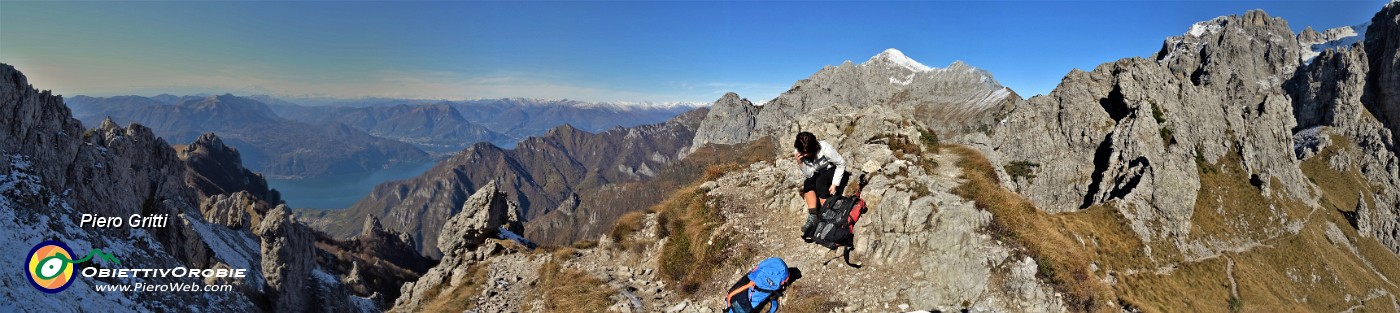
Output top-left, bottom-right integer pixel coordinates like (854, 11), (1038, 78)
(948, 142), (1400, 313)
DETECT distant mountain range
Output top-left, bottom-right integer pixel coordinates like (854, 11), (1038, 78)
(67, 94), (702, 177)
(269, 103), (512, 153)
(67, 94), (432, 178)
(268, 97), (701, 149)
(307, 108), (707, 258)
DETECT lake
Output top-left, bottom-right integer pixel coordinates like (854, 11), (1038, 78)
(267, 161), (437, 210)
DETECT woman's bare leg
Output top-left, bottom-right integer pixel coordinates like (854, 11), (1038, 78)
(804, 190), (817, 209)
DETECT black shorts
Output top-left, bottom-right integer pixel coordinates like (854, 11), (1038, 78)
(801, 168), (849, 199)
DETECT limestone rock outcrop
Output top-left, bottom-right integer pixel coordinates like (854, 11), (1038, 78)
(393, 180), (524, 312)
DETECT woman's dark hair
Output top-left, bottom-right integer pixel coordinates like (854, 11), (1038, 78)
(794, 131), (820, 160)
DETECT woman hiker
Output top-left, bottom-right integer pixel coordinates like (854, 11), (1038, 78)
(793, 131), (848, 242)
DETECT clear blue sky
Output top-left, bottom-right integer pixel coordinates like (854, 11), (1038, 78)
(0, 1), (1389, 104)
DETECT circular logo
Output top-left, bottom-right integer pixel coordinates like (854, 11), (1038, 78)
(26, 240), (76, 293)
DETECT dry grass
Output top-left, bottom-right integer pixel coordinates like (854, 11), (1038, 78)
(1301, 134), (1375, 213)
(589, 140), (774, 294)
(608, 210), (648, 246)
(571, 240), (598, 249)
(1113, 144), (1400, 312)
(418, 261), (490, 313)
(947, 137), (1400, 312)
(947, 145), (1144, 312)
(654, 184), (735, 294)
(876, 133), (922, 160)
(522, 248), (617, 313)
(1186, 151), (1307, 247)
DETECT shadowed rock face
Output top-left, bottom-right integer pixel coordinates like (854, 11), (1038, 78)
(179, 132), (282, 206)
(1365, 2), (1400, 147)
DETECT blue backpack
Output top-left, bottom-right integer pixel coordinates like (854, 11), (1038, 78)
(725, 257), (790, 313)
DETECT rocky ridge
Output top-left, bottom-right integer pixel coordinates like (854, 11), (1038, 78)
(392, 180), (525, 312)
(0, 64), (378, 312)
(395, 4), (1400, 312)
(690, 48), (1017, 151)
(394, 105), (1064, 312)
(318, 108), (707, 258)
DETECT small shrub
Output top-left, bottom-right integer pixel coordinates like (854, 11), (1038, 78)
(918, 128), (941, 153)
(1228, 296), (1243, 312)
(1151, 104), (1167, 124)
(874, 133), (920, 160)
(913, 182), (933, 199)
(1004, 161), (1040, 182)
(1159, 127), (1175, 146)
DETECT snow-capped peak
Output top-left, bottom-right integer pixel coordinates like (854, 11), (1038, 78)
(865, 48), (933, 72)
(1300, 22), (1369, 64)
(1188, 18), (1226, 37)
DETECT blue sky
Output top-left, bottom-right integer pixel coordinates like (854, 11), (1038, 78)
(0, 1), (1389, 104)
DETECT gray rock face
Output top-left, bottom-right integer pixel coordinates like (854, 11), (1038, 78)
(436, 180), (524, 255)
(0, 64), (375, 312)
(201, 191), (266, 229)
(0, 63), (259, 311)
(1285, 2), (1400, 253)
(255, 205), (317, 312)
(988, 11), (1321, 256)
(698, 153), (1064, 312)
(1298, 23), (1369, 63)
(355, 214), (430, 273)
(254, 205), (363, 313)
(690, 92), (758, 149)
(393, 181), (525, 312)
(690, 48), (1015, 154)
(1366, 2), (1400, 147)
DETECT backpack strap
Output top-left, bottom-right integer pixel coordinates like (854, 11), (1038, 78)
(726, 281), (754, 305)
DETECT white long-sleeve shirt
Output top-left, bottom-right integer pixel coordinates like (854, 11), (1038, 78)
(798, 140), (846, 186)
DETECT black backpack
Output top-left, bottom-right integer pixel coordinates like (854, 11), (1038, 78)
(804, 175), (868, 249)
